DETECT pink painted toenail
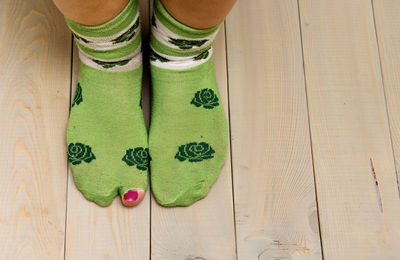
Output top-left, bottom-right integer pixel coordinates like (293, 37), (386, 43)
(124, 190), (138, 201)
(121, 188), (145, 207)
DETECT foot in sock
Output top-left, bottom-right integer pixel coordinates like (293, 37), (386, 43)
(66, 0), (148, 207)
(149, 0), (228, 206)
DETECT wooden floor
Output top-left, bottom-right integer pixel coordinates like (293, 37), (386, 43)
(1, 0), (400, 259)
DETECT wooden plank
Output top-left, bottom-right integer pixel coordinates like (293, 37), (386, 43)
(64, 0), (150, 259)
(150, 19), (237, 260)
(226, 1), (322, 259)
(0, 0), (71, 259)
(372, 0), (400, 195)
(298, 0), (400, 258)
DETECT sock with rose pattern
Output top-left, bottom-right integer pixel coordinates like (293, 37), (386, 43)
(149, 0), (228, 206)
(66, 0), (149, 207)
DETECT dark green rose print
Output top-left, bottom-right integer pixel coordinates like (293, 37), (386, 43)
(193, 50), (209, 61)
(149, 49), (170, 62)
(122, 147), (150, 171)
(112, 19), (140, 44)
(72, 83), (83, 107)
(92, 58), (131, 69)
(68, 143), (96, 165)
(73, 33), (91, 43)
(168, 37), (208, 50)
(191, 88), (219, 109)
(175, 142), (215, 162)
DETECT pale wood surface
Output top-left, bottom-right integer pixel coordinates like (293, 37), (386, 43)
(1, 0), (400, 259)
(0, 0), (71, 259)
(373, 0), (400, 198)
(298, 0), (400, 259)
(226, 1), (322, 259)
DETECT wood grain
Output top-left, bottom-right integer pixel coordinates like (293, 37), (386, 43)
(298, 0), (400, 258)
(150, 2), (236, 258)
(225, 0), (322, 259)
(64, 1), (150, 259)
(372, 0), (400, 196)
(0, 0), (71, 259)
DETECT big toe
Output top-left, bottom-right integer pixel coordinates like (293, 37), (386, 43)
(120, 188), (145, 207)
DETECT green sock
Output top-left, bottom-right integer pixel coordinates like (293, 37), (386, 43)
(149, 0), (228, 206)
(65, 0), (149, 207)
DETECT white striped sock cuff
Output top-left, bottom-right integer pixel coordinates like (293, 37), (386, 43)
(79, 46), (142, 72)
(151, 11), (219, 54)
(149, 46), (213, 70)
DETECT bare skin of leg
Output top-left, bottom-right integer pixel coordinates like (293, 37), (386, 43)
(52, 0), (128, 25)
(161, 0), (237, 29)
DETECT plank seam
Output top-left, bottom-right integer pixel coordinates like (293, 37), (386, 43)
(223, 20), (238, 260)
(149, 1), (153, 259)
(296, 1), (325, 259)
(63, 33), (74, 260)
